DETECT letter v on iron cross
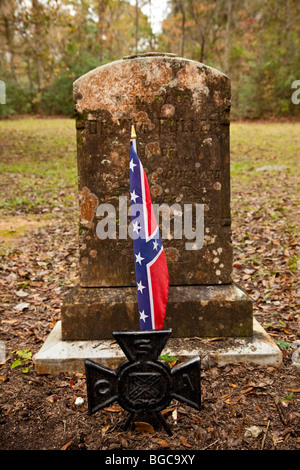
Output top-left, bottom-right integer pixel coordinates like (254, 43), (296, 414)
(84, 329), (201, 436)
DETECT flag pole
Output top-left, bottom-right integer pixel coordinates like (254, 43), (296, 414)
(131, 125), (137, 152)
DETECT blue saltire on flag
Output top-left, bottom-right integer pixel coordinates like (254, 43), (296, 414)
(129, 133), (169, 330)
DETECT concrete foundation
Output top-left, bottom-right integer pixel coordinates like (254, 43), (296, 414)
(61, 283), (253, 340)
(34, 318), (282, 374)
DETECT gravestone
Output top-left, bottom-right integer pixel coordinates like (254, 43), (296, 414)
(61, 52), (253, 340)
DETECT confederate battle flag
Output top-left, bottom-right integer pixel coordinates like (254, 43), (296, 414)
(129, 126), (169, 330)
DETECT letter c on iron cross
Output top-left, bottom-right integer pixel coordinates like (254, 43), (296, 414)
(94, 379), (112, 395)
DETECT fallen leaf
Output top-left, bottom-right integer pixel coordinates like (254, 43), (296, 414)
(206, 337), (223, 342)
(152, 437), (170, 448)
(225, 391), (253, 405)
(233, 262), (242, 269)
(241, 386), (254, 395)
(180, 436), (192, 447)
(244, 268), (255, 275)
(161, 406), (177, 416)
(221, 393), (233, 400)
(192, 414), (203, 424)
(134, 421), (155, 434)
(60, 441), (73, 450)
(13, 302), (30, 313)
(101, 423), (110, 437)
(104, 404), (122, 412)
(16, 290), (28, 297)
(249, 375), (274, 388)
(244, 426), (263, 439)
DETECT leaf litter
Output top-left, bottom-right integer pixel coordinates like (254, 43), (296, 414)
(0, 119), (299, 450)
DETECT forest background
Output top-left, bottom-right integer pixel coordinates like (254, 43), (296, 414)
(0, 0), (300, 120)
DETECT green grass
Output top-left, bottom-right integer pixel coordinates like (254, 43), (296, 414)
(0, 118), (77, 215)
(230, 121), (300, 175)
(230, 122), (299, 237)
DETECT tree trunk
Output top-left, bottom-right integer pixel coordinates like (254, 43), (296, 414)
(31, 0), (43, 92)
(98, 0), (107, 62)
(2, 12), (18, 82)
(224, 0), (232, 74)
(135, 0), (139, 54)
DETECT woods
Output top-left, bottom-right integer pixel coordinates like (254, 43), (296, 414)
(161, 0), (300, 118)
(0, 0), (299, 119)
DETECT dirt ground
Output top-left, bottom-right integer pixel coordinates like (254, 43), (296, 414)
(0, 219), (299, 451)
(0, 327), (299, 452)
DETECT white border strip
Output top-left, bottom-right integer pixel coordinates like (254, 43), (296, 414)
(146, 246), (163, 329)
(139, 160), (158, 242)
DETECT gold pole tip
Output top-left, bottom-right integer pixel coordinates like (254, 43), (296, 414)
(131, 125), (136, 139)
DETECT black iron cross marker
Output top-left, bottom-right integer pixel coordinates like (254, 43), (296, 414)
(85, 329), (201, 436)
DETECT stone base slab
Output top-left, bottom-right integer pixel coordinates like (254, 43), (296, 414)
(61, 282), (253, 340)
(34, 319), (282, 374)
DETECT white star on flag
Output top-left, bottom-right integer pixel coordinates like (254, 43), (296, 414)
(130, 159), (137, 172)
(135, 252), (144, 265)
(132, 220), (141, 234)
(153, 240), (158, 251)
(139, 310), (148, 323)
(130, 189), (139, 203)
(137, 280), (146, 293)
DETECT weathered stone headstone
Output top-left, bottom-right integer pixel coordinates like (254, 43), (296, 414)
(61, 52), (253, 340)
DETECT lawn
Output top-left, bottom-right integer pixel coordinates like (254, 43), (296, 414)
(230, 122), (299, 320)
(0, 118), (77, 217)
